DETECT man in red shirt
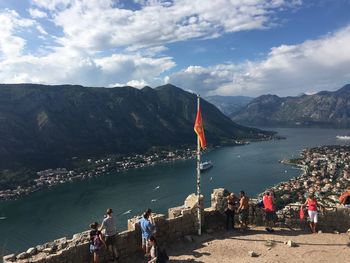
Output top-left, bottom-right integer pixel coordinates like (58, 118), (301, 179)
(339, 187), (350, 208)
(263, 191), (277, 232)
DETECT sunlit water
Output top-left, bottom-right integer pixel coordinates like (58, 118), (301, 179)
(0, 128), (349, 254)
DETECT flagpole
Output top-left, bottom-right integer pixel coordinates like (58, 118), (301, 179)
(196, 94), (202, 236)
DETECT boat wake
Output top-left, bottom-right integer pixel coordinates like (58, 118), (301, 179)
(336, 135), (350, 140)
(122, 210), (132, 215)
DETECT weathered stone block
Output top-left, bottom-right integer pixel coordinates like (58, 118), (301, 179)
(3, 254), (16, 262)
(17, 252), (29, 260)
(26, 247), (37, 256)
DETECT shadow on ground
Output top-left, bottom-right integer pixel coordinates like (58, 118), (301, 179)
(129, 227), (349, 262)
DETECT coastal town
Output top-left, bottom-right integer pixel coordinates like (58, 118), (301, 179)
(1, 144), (349, 205)
(265, 145), (350, 211)
(0, 138), (257, 202)
(0, 149), (196, 201)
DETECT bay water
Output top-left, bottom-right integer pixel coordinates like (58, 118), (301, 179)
(0, 128), (349, 254)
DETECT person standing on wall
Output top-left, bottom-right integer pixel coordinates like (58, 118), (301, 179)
(100, 208), (119, 262)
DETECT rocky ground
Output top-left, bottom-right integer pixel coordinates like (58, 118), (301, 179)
(164, 226), (350, 263)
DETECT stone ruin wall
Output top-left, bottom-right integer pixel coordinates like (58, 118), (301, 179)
(3, 188), (350, 263)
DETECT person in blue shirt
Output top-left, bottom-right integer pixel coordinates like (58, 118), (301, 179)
(139, 210), (154, 256)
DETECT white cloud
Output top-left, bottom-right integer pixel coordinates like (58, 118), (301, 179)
(31, 0), (73, 11)
(166, 25), (350, 96)
(0, 47), (174, 87)
(31, 0), (299, 52)
(36, 24), (48, 35)
(109, 79), (149, 88)
(0, 10), (35, 59)
(0, 0), (302, 88)
(28, 8), (48, 18)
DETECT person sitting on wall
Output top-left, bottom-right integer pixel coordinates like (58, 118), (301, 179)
(339, 186), (350, 208)
(237, 191), (249, 231)
(263, 191), (277, 233)
(225, 192), (237, 230)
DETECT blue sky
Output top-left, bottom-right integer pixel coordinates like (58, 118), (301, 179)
(0, 0), (350, 96)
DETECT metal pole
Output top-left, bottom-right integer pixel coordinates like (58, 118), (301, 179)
(196, 95), (202, 236)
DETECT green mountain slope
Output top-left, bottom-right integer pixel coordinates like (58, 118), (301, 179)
(232, 84), (350, 128)
(0, 83), (272, 171)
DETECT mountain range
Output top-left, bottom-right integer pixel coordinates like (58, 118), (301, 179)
(204, 95), (253, 116)
(0, 83), (271, 173)
(232, 84), (350, 128)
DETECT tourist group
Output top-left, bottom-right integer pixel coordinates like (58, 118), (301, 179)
(88, 186), (350, 263)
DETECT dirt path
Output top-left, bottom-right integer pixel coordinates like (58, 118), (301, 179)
(166, 227), (350, 263)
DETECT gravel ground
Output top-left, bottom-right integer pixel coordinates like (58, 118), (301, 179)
(164, 226), (350, 263)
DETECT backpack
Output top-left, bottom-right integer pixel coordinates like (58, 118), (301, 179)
(156, 247), (169, 263)
(256, 199), (264, 208)
(93, 233), (102, 248)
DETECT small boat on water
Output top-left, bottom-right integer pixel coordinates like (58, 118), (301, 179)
(200, 161), (213, 172)
(336, 135), (350, 140)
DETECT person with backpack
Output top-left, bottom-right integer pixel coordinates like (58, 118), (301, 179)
(148, 236), (168, 263)
(89, 222), (106, 263)
(100, 208), (119, 262)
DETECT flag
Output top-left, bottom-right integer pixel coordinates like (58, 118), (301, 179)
(194, 104), (206, 150)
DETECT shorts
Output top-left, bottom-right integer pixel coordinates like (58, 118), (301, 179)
(265, 211), (277, 222)
(308, 210), (318, 223)
(106, 234), (117, 247)
(90, 244), (101, 254)
(142, 237), (150, 248)
(239, 209), (249, 222)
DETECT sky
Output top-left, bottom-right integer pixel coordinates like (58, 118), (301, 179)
(0, 0), (350, 97)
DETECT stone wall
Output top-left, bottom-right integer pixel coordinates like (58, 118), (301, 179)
(3, 188), (350, 263)
(275, 203), (350, 232)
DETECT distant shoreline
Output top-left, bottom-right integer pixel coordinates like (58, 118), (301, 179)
(1, 138), (267, 202)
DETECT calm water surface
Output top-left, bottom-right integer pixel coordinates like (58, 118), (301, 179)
(0, 128), (349, 253)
